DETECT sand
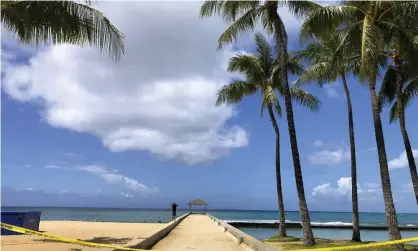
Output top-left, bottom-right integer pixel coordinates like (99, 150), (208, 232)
(152, 214), (250, 251)
(1, 221), (165, 251)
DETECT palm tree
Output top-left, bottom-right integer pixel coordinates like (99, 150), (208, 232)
(378, 59), (418, 204)
(293, 34), (362, 241)
(216, 32), (320, 238)
(200, 1), (320, 245)
(382, 7), (418, 204)
(1, 1), (124, 61)
(300, 2), (418, 250)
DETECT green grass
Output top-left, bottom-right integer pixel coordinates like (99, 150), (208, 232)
(264, 235), (300, 242)
(264, 235), (418, 251)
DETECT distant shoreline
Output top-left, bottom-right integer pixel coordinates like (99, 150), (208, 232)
(1, 206), (416, 214)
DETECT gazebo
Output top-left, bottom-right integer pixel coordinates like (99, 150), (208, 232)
(187, 199), (208, 214)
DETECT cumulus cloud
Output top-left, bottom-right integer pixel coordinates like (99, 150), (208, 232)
(312, 177), (352, 198)
(312, 177), (383, 203)
(1, 1), (255, 165)
(309, 148), (350, 166)
(76, 165), (157, 194)
(313, 140), (324, 147)
(388, 149), (418, 169)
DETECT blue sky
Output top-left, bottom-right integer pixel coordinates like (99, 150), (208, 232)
(1, 2), (417, 213)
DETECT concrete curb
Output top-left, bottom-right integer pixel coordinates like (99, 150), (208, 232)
(130, 213), (190, 250)
(208, 214), (277, 251)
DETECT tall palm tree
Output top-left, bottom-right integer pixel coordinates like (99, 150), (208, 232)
(300, 2), (418, 250)
(383, 7), (418, 204)
(1, 1), (124, 61)
(293, 34), (362, 241)
(200, 1), (320, 245)
(378, 60), (418, 204)
(216, 32), (320, 238)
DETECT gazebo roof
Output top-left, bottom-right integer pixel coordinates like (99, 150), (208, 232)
(187, 199), (208, 205)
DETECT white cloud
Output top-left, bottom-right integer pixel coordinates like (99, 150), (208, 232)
(324, 85), (340, 98)
(76, 165), (157, 194)
(65, 152), (80, 158)
(120, 192), (134, 198)
(24, 164), (32, 168)
(44, 164), (65, 169)
(401, 182), (413, 192)
(309, 148), (350, 166)
(25, 188), (34, 191)
(364, 183), (380, 189)
(1, 2), (256, 165)
(60, 190), (68, 194)
(313, 140), (324, 147)
(388, 149), (418, 169)
(77, 165), (108, 174)
(366, 147), (377, 152)
(312, 177), (352, 198)
(312, 177), (383, 203)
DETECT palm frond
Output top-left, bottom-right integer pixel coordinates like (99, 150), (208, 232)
(220, 1), (261, 22)
(360, 18), (384, 80)
(216, 80), (258, 106)
(1, 1), (124, 61)
(389, 100), (398, 123)
(254, 32), (273, 75)
(199, 1), (224, 18)
(377, 65), (396, 113)
(289, 87), (321, 112)
(228, 54), (264, 81)
(287, 57), (304, 76)
(217, 6), (265, 50)
(299, 5), (364, 43)
(294, 62), (334, 87)
(403, 77), (418, 110)
(261, 85), (282, 117)
(279, 0), (321, 19)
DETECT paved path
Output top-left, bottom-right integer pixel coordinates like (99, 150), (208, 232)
(152, 214), (248, 251)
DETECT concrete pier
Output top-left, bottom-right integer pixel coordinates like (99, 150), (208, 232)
(152, 214), (251, 251)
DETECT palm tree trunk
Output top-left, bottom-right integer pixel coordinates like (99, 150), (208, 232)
(368, 67), (404, 251)
(266, 1), (315, 246)
(392, 51), (418, 204)
(267, 105), (286, 237)
(341, 74), (360, 242)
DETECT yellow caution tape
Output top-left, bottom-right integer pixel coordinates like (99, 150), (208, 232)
(2, 221), (418, 251)
(1, 222), (151, 251)
(291, 236), (418, 251)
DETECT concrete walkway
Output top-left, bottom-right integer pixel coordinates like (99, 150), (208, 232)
(152, 214), (248, 251)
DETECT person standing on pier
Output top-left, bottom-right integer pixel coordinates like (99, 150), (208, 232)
(171, 203), (178, 221)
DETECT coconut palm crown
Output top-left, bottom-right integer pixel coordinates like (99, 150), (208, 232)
(1, 1), (124, 61)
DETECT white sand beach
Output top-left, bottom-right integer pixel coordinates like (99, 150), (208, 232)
(1, 221), (165, 251)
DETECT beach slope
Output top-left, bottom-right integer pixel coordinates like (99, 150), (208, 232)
(1, 221), (165, 251)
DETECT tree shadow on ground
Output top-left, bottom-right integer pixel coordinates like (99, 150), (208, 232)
(83, 237), (132, 245)
(34, 237), (132, 245)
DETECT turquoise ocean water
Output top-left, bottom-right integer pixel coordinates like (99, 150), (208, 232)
(2, 207), (418, 243)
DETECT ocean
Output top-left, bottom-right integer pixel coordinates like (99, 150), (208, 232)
(2, 207), (418, 243)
